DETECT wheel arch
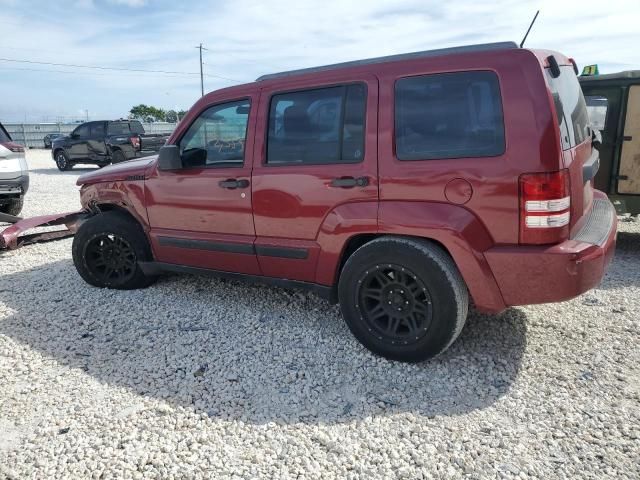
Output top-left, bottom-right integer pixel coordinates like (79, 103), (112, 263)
(319, 201), (507, 313)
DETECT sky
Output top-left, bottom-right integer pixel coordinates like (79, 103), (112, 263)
(0, 0), (638, 122)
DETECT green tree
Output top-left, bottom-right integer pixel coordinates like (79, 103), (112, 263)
(129, 104), (167, 122)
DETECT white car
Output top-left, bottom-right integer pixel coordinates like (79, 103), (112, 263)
(0, 122), (28, 216)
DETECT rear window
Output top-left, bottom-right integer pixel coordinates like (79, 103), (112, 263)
(129, 121), (145, 135)
(546, 66), (590, 150)
(395, 71), (505, 160)
(0, 124), (11, 143)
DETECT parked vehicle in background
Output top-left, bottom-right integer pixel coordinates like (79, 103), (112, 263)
(3, 42), (618, 362)
(0, 122), (28, 216)
(580, 70), (640, 214)
(43, 133), (64, 149)
(51, 120), (169, 171)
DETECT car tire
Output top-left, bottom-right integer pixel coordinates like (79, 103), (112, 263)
(0, 197), (24, 216)
(55, 151), (72, 171)
(72, 211), (157, 290)
(111, 150), (126, 164)
(97, 162), (110, 168)
(338, 236), (469, 362)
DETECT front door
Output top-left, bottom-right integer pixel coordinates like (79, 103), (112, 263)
(618, 85), (640, 194)
(145, 97), (260, 274)
(251, 77), (378, 283)
(68, 123), (90, 161)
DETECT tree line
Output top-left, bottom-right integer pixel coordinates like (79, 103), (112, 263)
(129, 105), (188, 123)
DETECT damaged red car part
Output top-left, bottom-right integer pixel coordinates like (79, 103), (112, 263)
(0, 211), (89, 250)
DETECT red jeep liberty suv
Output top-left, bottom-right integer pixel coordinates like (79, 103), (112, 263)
(71, 42), (617, 362)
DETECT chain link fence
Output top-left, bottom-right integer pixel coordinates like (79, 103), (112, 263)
(4, 122), (178, 148)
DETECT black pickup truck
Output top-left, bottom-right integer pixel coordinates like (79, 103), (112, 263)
(51, 120), (170, 171)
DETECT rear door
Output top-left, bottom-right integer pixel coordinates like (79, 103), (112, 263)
(546, 65), (594, 231)
(251, 76), (378, 282)
(88, 121), (108, 162)
(145, 96), (260, 274)
(617, 85), (640, 194)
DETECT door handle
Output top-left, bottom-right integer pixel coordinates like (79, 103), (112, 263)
(218, 178), (250, 189)
(330, 176), (369, 188)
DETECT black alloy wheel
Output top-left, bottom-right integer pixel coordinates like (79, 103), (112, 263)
(356, 264), (433, 345)
(84, 233), (137, 286)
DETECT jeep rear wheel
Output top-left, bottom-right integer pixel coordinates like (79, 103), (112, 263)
(72, 212), (156, 289)
(338, 237), (468, 362)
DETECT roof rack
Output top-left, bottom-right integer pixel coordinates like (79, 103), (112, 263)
(256, 41), (518, 82)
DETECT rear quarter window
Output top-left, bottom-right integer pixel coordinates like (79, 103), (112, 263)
(394, 71), (505, 160)
(108, 122), (131, 135)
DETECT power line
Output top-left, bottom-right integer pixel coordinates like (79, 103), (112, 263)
(0, 57), (241, 82)
(0, 66), (201, 79)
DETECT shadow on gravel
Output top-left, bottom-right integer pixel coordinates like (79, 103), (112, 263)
(0, 259), (527, 424)
(29, 167), (98, 175)
(598, 231), (640, 290)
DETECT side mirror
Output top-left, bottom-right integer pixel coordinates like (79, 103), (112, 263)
(70, 133), (79, 139)
(157, 145), (182, 170)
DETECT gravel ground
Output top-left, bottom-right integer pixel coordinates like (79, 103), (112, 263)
(1, 150), (639, 479)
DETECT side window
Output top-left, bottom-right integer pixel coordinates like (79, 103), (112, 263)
(74, 125), (90, 138)
(267, 84), (366, 165)
(90, 123), (105, 137)
(395, 71), (505, 160)
(585, 95), (608, 131)
(179, 99), (250, 168)
(108, 122), (131, 135)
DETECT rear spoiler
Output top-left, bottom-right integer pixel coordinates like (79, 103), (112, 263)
(0, 210), (89, 251)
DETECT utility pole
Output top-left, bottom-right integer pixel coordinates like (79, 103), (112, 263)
(196, 43), (208, 97)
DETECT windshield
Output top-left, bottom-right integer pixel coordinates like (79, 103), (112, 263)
(546, 65), (590, 150)
(0, 124), (11, 143)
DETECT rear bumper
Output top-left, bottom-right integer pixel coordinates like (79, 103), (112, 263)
(484, 193), (617, 307)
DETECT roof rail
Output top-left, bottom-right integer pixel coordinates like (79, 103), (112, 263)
(256, 41), (518, 82)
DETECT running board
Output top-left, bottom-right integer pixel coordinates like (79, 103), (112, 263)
(138, 261), (338, 303)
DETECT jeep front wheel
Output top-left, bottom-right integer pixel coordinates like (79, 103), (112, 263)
(338, 237), (468, 362)
(72, 212), (156, 289)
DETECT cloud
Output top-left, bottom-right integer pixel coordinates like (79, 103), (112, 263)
(108, 0), (148, 6)
(0, 0), (638, 121)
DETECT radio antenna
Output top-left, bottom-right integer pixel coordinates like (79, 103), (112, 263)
(519, 10), (540, 48)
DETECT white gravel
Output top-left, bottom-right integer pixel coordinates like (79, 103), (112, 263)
(1, 149), (639, 479)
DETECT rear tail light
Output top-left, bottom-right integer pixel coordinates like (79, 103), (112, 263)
(519, 169), (571, 244)
(130, 135), (141, 150)
(0, 141), (25, 153)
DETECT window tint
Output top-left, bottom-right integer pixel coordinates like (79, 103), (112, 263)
(74, 125), (89, 138)
(267, 84), (366, 165)
(90, 122), (105, 137)
(179, 99), (250, 168)
(395, 71), (505, 160)
(108, 122), (130, 135)
(0, 124), (11, 143)
(546, 66), (590, 149)
(585, 95), (608, 131)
